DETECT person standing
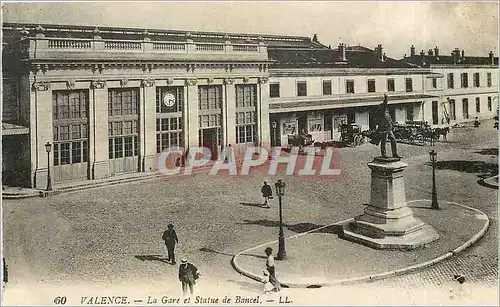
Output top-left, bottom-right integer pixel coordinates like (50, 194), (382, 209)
(264, 247), (281, 292)
(162, 224), (179, 265)
(261, 181), (273, 208)
(178, 258), (199, 296)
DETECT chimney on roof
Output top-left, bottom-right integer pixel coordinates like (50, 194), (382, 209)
(375, 44), (383, 61)
(410, 45), (416, 58)
(452, 48), (461, 64)
(489, 51), (494, 65)
(312, 34), (318, 43)
(461, 49), (465, 61)
(382, 53), (386, 62)
(338, 43), (347, 61)
(434, 46), (439, 57)
(428, 49), (434, 56)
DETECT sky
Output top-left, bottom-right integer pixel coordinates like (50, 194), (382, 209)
(1, 1), (498, 58)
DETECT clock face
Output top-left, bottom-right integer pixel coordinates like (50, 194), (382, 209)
(163, 93), (176, 108)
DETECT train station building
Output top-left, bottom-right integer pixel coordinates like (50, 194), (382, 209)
(2, 23), (498, 188)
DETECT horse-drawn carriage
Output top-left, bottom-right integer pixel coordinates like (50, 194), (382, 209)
(288, 133), (314, 147)
(340, 123), (367, 147)
(393, 121), (449, 145)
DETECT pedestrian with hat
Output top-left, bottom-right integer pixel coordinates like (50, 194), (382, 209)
(162, 223), (179, 265)
(261, 181), (273, 208)
(178, 258), (199, 296)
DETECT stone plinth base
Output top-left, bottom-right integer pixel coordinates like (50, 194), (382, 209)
(342, 158), (439, 250)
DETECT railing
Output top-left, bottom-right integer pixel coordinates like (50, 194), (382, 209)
(152, 42), (186, 51)
(233, 45), (259, 52)
(104, 41), (141, 50)
(21, 37), (266, 59)
(195, 43), (224, 52)
(48, 39), (92, 49)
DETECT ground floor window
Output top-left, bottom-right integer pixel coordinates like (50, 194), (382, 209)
(235, 111), (257, 144)
(476, 97), (481, 113)
(156, 117), (183, 152)
(53, 123), (88, 166)
(108, 120), (139, 159)
(488, 97), (492, 111)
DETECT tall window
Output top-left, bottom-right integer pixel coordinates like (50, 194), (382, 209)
(473, 73), (480, 87)
(461, 73), (468, 88)
(405, 78), (413, 92)
(476, 97), (481, 113)
(297, 81), (307, 96)
(447, 73), (454, 89)
(156, 87), (184, 153)
(432, 78), (437, 89)
(53, 90), (88, 166)
(346, 79), (355, 94)
(487, 73), (492, 87)
(387, 78), (395, 92)
(270, 83), (280, 98)
(322, 80), (332, 95)
(235, 84), (257, 144)
(367, 79), (376, 93)
(488, 97), (492, 111)
(462, 98), (469, 119)
(108, 88), (140, 159)
(198, 85), (222, 147)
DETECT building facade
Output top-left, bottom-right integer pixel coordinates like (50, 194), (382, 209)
(402, 46), (499, 125)
(2, 23), (499, 188)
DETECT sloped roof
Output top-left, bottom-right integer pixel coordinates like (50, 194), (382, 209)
(402, 55), (498, 67)
(268, 44), (414, 69)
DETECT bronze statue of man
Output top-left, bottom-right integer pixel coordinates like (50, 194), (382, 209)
(374, 94), (401, 159)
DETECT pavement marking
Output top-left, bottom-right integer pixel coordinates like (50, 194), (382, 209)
(232, 199), (490, 288)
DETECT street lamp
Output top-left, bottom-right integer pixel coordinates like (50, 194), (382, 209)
(275, 179), (287, 260)
(429, 150), (439, 210)
(45, 142), (53, 191)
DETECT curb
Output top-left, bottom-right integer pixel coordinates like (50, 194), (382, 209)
(481, 176), (499, 189)
(231, 200), (490, 288)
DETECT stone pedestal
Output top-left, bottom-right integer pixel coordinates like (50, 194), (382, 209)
(342, 157), (439, 250)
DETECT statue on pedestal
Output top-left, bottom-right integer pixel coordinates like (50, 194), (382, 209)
(373, 94), (401, 159)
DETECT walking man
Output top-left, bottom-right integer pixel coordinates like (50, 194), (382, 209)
(374, 94), (401, 159)
(178, 258), (199, 296)
(162, 223), (179, 265)
(261, 181), (273, 208)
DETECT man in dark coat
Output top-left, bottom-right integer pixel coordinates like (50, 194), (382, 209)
(178, 258), (199, 295)
(374, 94), (401, 158)
(261, 181), (273, 208)
(162, 224), (179, 265)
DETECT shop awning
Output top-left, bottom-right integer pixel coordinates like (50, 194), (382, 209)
(269, 94), (437, 114)
(2, 122), (29, 136)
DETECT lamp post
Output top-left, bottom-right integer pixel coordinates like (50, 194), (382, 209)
(45, 141), (53, 191)
(275, 179), (287, 260)
(429, 150), (439, 210)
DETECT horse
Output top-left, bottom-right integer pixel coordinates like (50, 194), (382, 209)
(434, 127), (450, 142)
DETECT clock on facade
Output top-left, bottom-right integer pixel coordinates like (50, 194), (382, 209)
(163, 92), (176, 108)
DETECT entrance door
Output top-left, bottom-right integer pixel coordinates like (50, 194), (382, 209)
(200, 127), (220, 160)
(462, 98), (469, 119)
(298, 115), (307, 134)
(333, 114), (347, 140)
(449, 100), (456, 120)
(432, 101), (439, 124)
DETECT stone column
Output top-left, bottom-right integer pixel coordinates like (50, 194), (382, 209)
(224, 78), (236, 146)
(141, 78), (156, 172)
(185, 79), (199, 148)
(258, 76), (271, 148)
(342, 158), (439, 250)
(32, 81), (53, 189)
(90, 80), (109, 180)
